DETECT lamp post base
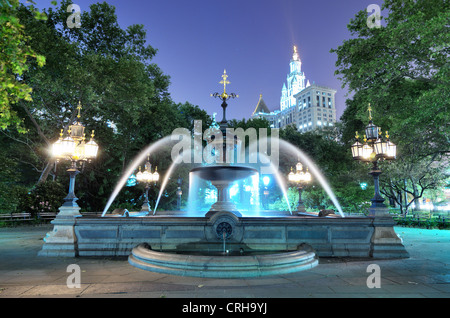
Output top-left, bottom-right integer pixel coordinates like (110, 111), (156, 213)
(369, 206), (409, 258)
(38, 206), (81, 257)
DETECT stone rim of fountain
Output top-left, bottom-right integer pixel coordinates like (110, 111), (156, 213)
(128, 242), (319, 278)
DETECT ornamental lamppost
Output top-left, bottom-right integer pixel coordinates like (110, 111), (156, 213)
(135, 156), (159, 214)
(288, 162), (312, 213)
(351, 104), (396, 210)
(52, 102), (99, 214)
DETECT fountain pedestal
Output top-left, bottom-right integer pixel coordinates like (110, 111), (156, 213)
(190, 165), (257, 218)
(206, 180), (242, 217)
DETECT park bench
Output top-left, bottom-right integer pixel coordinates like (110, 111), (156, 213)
(36, 212), (57, 220)
(0, 212), (32, 222)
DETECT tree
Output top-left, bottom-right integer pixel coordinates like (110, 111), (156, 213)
(228, 117), (271, 132)
(333, 0), (449, 152)
(0, 0), (46, 133)
(0, 1), (210, 212)
(332, 0), (450, 213)
(379, 153), (448, 214)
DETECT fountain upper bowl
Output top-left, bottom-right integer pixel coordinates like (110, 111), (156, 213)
(191, 165), (258, 182)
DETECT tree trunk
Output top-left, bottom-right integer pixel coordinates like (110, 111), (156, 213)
(403, 179), (408, 215)
(412, 181), (421, 210)
(37, 159), (55, 184)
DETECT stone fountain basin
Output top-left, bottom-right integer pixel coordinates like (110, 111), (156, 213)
(190, 165), (258, 182)
(128, 243), (318, 278)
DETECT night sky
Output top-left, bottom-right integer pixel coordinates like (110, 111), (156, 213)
(36, 0), (386, 121)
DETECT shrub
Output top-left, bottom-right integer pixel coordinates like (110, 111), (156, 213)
(18, 181), (66, 216)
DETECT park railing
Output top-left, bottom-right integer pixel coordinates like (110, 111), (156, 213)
(0, 211), (103, 223)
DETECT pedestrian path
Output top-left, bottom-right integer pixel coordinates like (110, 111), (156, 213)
(0, 225), (448, 299)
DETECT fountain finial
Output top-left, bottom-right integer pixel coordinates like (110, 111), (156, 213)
(211, 69), (239, 129)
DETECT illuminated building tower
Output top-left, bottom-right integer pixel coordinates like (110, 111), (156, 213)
(251, 46), (337, 132)
(280, 46), (306, 111)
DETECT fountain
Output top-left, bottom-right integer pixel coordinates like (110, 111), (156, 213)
(39, 71), (409, 273)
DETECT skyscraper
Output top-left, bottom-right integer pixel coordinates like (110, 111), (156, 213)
(251, 46), (337, 132)
(280, 46), (306, 111)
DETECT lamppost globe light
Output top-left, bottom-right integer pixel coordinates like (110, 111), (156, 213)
(69, 122), (85, 141)
(152, 167), (159, 182)
(365, 121), (379, 141)
(362, 143), (373, 160)
(351, 140), (363, 160)
(288, 168), (295, 183)
(304, 169), (312, 182)
(298, 171), (305, 182)
(85, 139), (99, 160)
(141, 170), (151, 183)
(61, 136), (76, 157)
(136, 167), (143, 181)
(52, 139), (63, 158)
(386, 140), (397, 159)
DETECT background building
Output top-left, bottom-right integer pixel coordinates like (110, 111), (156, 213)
(251, 46), (337, 131)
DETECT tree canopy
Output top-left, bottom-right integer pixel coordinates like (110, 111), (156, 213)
(0, 0), (210, 212)
(332, 0), (449, 213)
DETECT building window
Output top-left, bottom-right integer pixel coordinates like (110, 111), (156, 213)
(328, 98), (332, 108)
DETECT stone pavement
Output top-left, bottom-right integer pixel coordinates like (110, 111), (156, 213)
(0, 225), (449, 299)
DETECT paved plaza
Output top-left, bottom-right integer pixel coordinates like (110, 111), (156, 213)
(0, 224), (448, 299)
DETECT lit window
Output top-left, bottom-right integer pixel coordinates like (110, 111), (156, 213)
(317, 121), (322, 126)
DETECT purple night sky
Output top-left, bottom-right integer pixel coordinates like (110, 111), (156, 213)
(36, 0), (386, 121)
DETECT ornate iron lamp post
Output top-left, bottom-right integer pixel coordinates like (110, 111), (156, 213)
(135, 156), (159, 214)
(351, 104), (396, 210)
(288, 162), (312, 212)
(52, 102), (99, 213)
